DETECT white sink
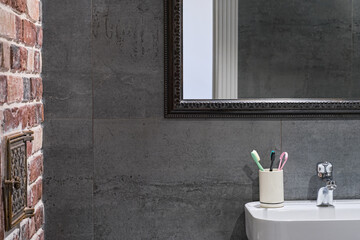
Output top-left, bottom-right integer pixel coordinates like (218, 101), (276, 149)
(245, 200), (360, 240)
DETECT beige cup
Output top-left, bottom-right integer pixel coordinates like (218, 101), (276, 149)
(259, 169), (284, 208)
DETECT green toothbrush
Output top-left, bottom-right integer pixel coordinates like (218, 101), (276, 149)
(251, 150), (265, 171)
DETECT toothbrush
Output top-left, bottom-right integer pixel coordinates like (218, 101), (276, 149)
(251, 150), (264, 171)
(278, 152), (288, 170)
(270, 151), (275, 171)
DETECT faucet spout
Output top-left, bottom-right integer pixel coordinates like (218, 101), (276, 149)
(316, 162), (336, 206)
(317, 180), (337, 206)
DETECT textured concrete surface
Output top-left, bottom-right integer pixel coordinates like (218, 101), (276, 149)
(42, 72), (92, 119)
(238, 0), (355, 99)
(43, 0), (360, 240)
(93, 119), (281, 239)
(42, 0), (93, 239)
(42, 119), (94, 239)
(92, 0), (163, 119)
(282, 120), (360, 200)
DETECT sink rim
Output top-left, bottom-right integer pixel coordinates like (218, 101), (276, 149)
(245, 199), (360, 222)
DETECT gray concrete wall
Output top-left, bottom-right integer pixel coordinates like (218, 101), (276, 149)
(43, 1), (360, 239)
(237, 0), (360, 99)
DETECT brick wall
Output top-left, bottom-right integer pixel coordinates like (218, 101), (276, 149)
(0, 0), (43, 239)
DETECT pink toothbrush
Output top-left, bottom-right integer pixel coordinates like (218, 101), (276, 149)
(278, 152), (288, 170)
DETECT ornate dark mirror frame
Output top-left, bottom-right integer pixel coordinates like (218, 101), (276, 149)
(164, 0), (360, 118)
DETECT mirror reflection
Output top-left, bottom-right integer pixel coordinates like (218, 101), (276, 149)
(183, 0), (359, 100)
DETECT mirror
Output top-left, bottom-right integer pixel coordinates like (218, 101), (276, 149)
(165, 0), (360, 117)
(183, 0), (359, 100)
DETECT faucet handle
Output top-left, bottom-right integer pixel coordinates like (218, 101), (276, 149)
(317, 161), (333, 179)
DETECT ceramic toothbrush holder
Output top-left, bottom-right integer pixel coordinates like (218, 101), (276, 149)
(259, 169), (284, 208)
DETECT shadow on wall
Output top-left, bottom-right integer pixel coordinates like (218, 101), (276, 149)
(230, 211), (247, 240)
(228, 165), (260, 240)
(243, 165), (260, 201)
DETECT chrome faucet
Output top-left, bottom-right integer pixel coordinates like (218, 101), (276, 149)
(316, 161), (337, 206)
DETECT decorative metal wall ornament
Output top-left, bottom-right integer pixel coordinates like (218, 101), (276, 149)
(164, 0), (360, 118)
(4, 131), (35, 231)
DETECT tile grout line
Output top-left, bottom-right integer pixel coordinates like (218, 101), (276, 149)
(91, 0), (95, 239)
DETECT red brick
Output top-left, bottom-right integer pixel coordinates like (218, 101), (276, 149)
(23, 77), (30, 101)
(17, 105), (42, 129)
(20, 105), (29, 128)
(31, 104), (42, 126)
(22, 105), (31, 127)
(36, 26), (42, 48)
(28, 105), (37, 126)
(0, 75), (7, 104)
(5, 229), (20, 240)
(0, 41), (11, 70)
(20, 219), (30, 240)
(29, 154), (43, 183)
(23, 105), (40, 128)
(3, 107), (21, 132)
(27, 141), (33, 156)
(34, 204), (44, 231)
(37, 103), (44, 122)
(38, 230), (44, 240)
(27, 49), (34, 73)
(15, 16), (23, 42)
(0, 0), (9, 5)
(10, 44), (21, 70)
(7, 76), (23, 103)
(27, 0), (40, 22)
(31, 126), (42, 153)
(38, 0), (42, 22)
(30, 77), (42, 101)
(28, 218), (36, 239)
(23, 20), (37, 46)
(0, 8), (16, 39)
(34, 51), (40, 73)
(0, 42), (3, 68)
(29, 229), (43, 240)
(28, 178), (42, 207)
(10, 0), (27, 13)
(20, 104), (43, 128)
(20, 46), (27, 71)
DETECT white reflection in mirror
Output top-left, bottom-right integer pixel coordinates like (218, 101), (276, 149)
(183, 0), (213, 99)
(183, 0), (238, 100)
